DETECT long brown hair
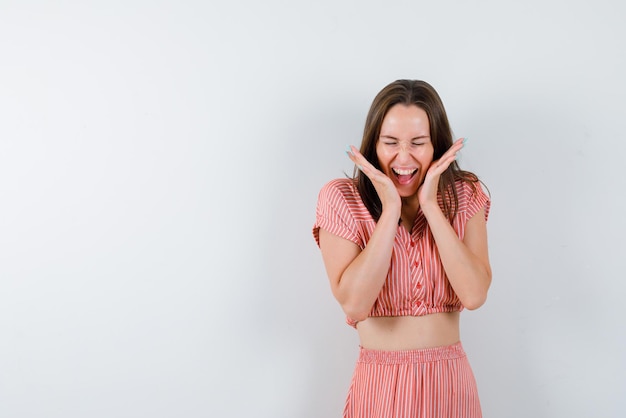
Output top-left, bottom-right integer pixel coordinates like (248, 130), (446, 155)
(355, 79), (480, 222)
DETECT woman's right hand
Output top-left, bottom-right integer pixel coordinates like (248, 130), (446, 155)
(347, 145), (401, 216)
(319, 147), (404, 322)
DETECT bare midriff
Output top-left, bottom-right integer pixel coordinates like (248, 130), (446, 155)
(356, 312), (460, 350)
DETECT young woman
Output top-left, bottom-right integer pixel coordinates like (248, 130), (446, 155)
(313, 80), (491, 418)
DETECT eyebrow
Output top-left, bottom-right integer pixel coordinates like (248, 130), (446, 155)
(380, 135), (430, 140)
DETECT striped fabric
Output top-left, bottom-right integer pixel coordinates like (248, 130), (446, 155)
(312, 178), (490, 327)
(344, 342), (482, 418)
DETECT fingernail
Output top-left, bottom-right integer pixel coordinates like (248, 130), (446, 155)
(357, 164), (363, 171)
(463, 137), (469, 144)
(345, 145), (354, 156)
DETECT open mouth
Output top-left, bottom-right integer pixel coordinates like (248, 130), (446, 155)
(392, 168), (418, 185)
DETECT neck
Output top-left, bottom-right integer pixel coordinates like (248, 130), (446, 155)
(400, 196), (420, 229)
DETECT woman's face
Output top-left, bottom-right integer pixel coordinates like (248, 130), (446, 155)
(375, 104), (434, 199)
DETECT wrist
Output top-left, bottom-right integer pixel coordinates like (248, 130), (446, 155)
(379, 206), (402, 224)
(419, 200), (442, 218)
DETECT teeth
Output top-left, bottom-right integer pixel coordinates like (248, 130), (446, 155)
(392, 168), (417, 176)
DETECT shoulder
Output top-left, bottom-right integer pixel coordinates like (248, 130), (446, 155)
(318, 178), (361, 205)
(314, 178), (369, 248)
(455, 178), (476, 198)
(316, 178), (372, 222)
(454, 177), (486, 199)
(454, 177), (491, 220)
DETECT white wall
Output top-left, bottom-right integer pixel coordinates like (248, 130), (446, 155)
(1, 1), (624, 417)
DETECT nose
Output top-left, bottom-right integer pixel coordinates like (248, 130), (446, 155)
(396, 143), (412, 162)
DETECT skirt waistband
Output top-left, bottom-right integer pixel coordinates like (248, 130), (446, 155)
(357, 341), (466, 364)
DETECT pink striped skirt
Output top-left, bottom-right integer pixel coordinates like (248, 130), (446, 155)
(343, 342), (481, 418)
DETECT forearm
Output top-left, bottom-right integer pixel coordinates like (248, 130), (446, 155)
(334, 210), (399, 321)
(421, 202), (491, 309)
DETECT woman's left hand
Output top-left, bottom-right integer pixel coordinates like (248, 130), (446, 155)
(418, 137), (465, 207)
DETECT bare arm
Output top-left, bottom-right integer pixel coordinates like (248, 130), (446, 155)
(420, 203), (491, 309)
(318, 208), (399, 322)
(418, 138), (491, 309)
(318, 146), (402, 322)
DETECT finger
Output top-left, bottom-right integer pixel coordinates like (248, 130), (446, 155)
(345, 145), (362, 170)
(345, 145), (397, 193)
(429, 151), (459, 175)
(436, 153), (459, 171)
(346, 145), (377, 173)
(445, 138), (465, 156)
(433, 137), (465, 170)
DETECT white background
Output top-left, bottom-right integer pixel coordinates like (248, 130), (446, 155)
(1, 1), (625, 417)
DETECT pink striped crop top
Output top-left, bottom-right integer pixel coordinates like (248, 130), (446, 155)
(313, 178), (490, 327)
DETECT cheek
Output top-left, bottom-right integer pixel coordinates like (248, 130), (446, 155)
(416, 147), (434, 163)
(425, 145), (435, 162)
(375, 148), (391, 166)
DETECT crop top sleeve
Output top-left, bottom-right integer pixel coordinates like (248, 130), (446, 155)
(312, 178), (367, 249)
(451, 181), (491, 240)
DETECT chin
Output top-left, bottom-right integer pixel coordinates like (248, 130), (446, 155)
(396, 188), (419, 199)
(394, 181), (422, 200)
